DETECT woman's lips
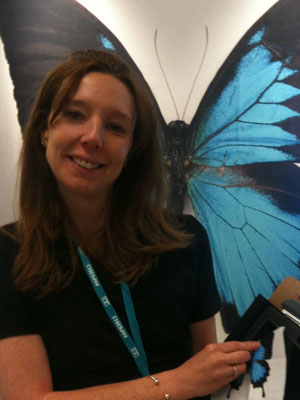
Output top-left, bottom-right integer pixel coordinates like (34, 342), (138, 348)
(70, 156), (103, 170)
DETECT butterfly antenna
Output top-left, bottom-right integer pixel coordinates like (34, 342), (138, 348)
(182, 26), (209, 120)
(154, 29), (180, 120)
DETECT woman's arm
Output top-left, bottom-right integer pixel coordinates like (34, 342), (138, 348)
(0, 333), (259, 400)
(189, 316), (217, 354)
(0, 335), (52, 399)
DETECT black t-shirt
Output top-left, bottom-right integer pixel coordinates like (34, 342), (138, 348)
(0, 215), (220, 396)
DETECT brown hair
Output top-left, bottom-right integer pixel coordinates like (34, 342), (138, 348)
(12, 49), (192, 296)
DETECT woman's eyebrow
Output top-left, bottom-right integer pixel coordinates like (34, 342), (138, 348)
(66, 99), (87, 107)
(68, 99), (135, 124)
(111, 110), (135, 125)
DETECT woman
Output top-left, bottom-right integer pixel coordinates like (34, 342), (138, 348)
(0, 49), (259, 399)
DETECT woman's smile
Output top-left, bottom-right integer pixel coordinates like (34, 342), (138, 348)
(70, 156), (103, 170)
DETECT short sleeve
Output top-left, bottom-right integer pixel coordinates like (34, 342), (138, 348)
(0, 228), (38, 339)
(182, 215), (221, 323)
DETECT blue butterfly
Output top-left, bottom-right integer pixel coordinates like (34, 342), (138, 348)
(251, 340), (271, 395)
(228, 331), (273, 397)
(1, 0), (300, 394)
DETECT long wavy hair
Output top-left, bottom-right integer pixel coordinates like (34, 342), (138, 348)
(12, 49), (192, 297)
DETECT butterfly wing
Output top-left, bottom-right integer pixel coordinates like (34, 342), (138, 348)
(0, 0), (153, 131)
(251, 332), (273, 392)
(187, 0), (300, 330)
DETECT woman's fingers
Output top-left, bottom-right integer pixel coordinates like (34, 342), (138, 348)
(220, 342), (260, 382)
(224, 349), (252, 364)
(201, 341), (260, 383)
(210, 341), (260, 353)
(203, 341), (259, 367)
(220, 341), (259, 369)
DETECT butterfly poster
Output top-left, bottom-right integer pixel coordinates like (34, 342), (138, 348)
(1, 0), (300, 398)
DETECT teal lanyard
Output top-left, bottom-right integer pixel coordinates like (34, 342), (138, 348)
(77, 246), (150, 377)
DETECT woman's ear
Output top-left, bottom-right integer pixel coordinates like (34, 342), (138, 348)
(41, 131), (49, 148)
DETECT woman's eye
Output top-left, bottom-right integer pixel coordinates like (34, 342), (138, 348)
(109, 123), (125, 134)
(64, 110), (83, 121)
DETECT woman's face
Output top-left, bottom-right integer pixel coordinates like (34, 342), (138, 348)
(42, 72), (136, 204)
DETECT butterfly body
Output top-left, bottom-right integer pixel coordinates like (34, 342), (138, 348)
(163, 120), (197, 212)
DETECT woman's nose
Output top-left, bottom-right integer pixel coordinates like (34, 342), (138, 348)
(81, 119), (103, 150)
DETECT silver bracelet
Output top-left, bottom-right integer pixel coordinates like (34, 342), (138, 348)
(149, 375), (159, 385)
(148, 376), (171, 399)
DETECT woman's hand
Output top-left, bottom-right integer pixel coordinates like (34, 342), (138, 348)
(174, 340), (260, 398)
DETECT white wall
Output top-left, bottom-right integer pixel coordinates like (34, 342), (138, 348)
(0, 40), (22, 225)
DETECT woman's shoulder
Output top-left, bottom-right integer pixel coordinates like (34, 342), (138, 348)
(0, 222), (18, 241)
(0, 222), (19, 262)
(175, 213), (207, 237)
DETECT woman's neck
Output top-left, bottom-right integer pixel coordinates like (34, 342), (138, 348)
(61, 192), (109, 242)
